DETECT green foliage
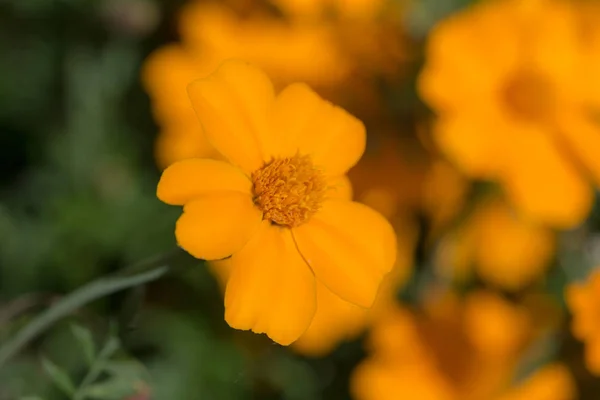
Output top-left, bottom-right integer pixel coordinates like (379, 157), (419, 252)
(37, 325), (149, 400)
(41, 358), (77, 398)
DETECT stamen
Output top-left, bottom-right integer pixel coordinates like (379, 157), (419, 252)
(252, 154), (327, 227)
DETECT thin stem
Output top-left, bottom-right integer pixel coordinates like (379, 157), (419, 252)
(0, 266), (168, 369)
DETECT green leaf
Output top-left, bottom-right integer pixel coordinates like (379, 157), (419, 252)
(103, 360), (147, 381)
(71, 324), (96, 366)
(41, 357), (76, 397)
(19, 397), (46, 400)
(79, 377), (140, 400)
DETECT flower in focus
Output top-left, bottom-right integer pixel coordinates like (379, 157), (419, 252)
(419, 0), (600, 228)
(210, 134), (418, 356)
(291, 217), (417, 356)
(351, 290), (571, 400)
(435, 196), (556, 291)
(566, 269), (600, 375)
(157, 60), (396, 345)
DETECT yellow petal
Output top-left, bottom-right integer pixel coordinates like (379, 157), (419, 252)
(498, 364), (577, 400)
(269, 83), (366, 176)
(556, 111), (600, 187)
(473, 199), (555, 290)
(206, 258), (233, 292)
(293, 200), (396, 308)
(292, 282), (366, 357)
(326, 175), (353, 201)
(224, 221), (317, 345)
(157, 158), (251, 205)
(434, 113), (506, 178)
(585, 340), (600, 376)
(502, 128), (593, 228)
(187, 60), (276, 174)
(154, 120), (218, 169)
(418, 1), (519, 112)
(175, 192), (261, 260)
(141, 44), (202, 124)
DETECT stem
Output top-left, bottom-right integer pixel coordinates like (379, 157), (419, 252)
(0, 265), (168, 369)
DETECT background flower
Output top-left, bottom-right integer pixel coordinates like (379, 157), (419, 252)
(418, 0), (600, 228)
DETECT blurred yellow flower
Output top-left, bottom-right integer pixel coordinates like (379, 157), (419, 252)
(178, 2), (350, 87)
(566, 269), (600, 375)
(435, 197), (556, 291)
(157, 60), (396, 345)
(142, 2), (350, 169)
(420, 158), (469, 239)
(419, 0), (600, 228)
(497, 364), (577, 400)
(351, 290), (572, 400)
(272, 0), (385, 20)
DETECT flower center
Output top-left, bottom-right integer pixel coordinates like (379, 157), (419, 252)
(251, 154), (327, 227)
(502, 71), (555, 122)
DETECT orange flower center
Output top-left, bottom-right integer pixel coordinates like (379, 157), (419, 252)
(251, 154), (327, 227)
(502, 71), (555, 122)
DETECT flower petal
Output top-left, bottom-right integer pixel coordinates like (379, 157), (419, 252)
(187, 60), (276, 174)
(556, 111), (600, 187)
(175, 192), (262, 260)
(434, 113), (506, 178)
(502, 128), (593, 228)
(326, 175), (353, 201)
(154, 121), (218, 170)
(269, 83), (366, 176)
(418, 1), (520, 112)
(293, 282), (366, 357)
(224, 221), (317, 345)
(293, 200), (396, 308)
(157, 159), (251, 205)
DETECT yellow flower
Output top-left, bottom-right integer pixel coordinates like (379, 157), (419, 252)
(292, 221), (417, 356)
(142, 2), (350, 169)
(435, 197), (556, 291)
(566, 269), (600, 375)
(420, 159), (469, 240)
(419, 0), (600, 228)
(178, 2), (349, 88)
(157, 60), (396, 345)
(142, 45), (220, 168)
(206, 138), (417, 356)
(497, 364), (577, 400)
(272, 0), (385, 20)
(351, 291), (558, 400)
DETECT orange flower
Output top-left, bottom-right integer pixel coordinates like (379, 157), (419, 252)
(435, 197), (556, 291)
(352, 291), (575, 400)
(209, 135), (418, 356)
(291, 221), (417, 356)
(272, 0), (385, 20)
(142, 2), (350, 169)
(157, 60), (396, 345)
(497, 364), (576, 400)
(419, 0), (600, 228)
(566, 269), (600, 375)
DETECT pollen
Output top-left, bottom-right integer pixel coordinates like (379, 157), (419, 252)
(252, 154), (327, 227)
